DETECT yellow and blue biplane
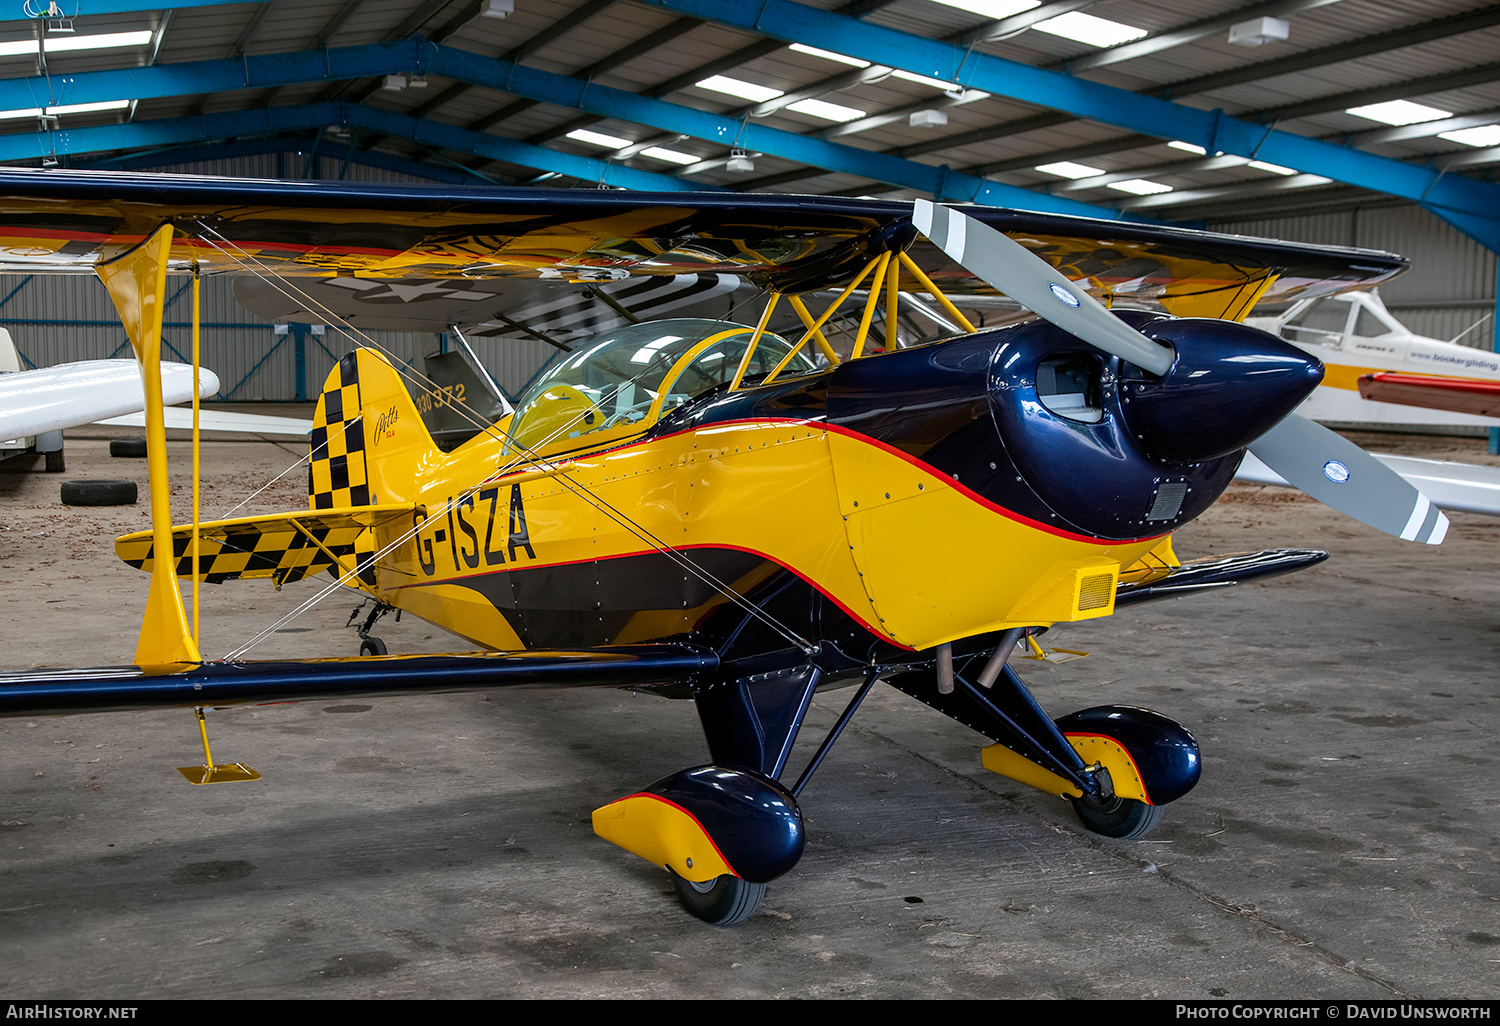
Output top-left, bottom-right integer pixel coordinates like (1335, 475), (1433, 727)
(0, 169), (1444, 925)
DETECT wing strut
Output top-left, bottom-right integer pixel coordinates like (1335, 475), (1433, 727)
(96, 224), (202, 665)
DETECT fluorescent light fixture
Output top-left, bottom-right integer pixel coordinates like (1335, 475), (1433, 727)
(930, 0), (1040, 17)
(49, 100), (129, 115)
(1107, 179), (1172, 195)
(1247, 160), (1296, 175)
(788, 43), (869, 68)
(641, 147), (698, 165)
(0, 99), (128, 120)
(1439, 125), (1500, 147)
(0, 29), (153, 58)
(1294, 175), (1331, 186)
(787, 98), (866, 121)
(695, 75), (783, 103)
(1167, 140), (1206, 155)
(1035, 160), (1105, 179)
(567, 129), (633, 149)
(1346, 99), (1450, 125)
(891, 69), (963, 90)
(1034, 12), (1148, 48)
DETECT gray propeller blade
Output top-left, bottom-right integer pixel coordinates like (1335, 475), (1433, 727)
(1247, 413), (1448, 544)
(911, 198), (1448, 545)
(912, 198), (1174, 376)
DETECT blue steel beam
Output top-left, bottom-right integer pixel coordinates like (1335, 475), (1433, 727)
(84, 136), (503, 186)
(635, 0), (1500, 249)
(3, 0), (303, 21)
(0, 39), (1135, 219)
(0, 100), (705, 192)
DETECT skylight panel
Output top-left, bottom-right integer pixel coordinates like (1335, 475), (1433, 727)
(696, 76), (783, 103)
(1247, 160), (1296, 175)
(566, 129), (632, 149)
(930, 0), (1040, 18)
(1345, 100), (1450, 126)
(787, 98), (866, 122)
(1033, 12), (1148, 48)
(1167, 141), (1206, 155)
(641, 147), (699, 165)
(1439, 125), (1500, 147)
(0, 106), (43, 119)
(1035, 161), (1105, 179)
(1107, 179), (1172, 195)
(788, 43), (869, 68)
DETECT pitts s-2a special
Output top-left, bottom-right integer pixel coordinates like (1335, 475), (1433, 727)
(0, 171), (1445, 925)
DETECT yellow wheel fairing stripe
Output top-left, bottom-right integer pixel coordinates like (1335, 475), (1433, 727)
(592, 792), (737, 883)
(981, 732), (1152, 804)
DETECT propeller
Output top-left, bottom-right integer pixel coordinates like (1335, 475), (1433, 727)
(911, 199), (1448, 545)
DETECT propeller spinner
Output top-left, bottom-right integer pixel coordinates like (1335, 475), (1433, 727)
(911, 199), (1447, 545)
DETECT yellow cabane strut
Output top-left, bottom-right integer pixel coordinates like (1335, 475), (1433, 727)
(96, 224), (202, 666)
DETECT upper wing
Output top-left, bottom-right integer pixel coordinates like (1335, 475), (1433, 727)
(0, 359), (217, 440)
(1358, 372), (1500, 420)
(0, 168), (1405, 307)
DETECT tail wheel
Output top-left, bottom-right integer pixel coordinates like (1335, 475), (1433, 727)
(670, 869), (766, 926)
(1068, 793), (1164, 839)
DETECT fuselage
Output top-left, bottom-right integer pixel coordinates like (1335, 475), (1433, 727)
(331, 312), (1322, 663)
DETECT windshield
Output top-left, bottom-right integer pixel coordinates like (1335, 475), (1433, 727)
(506, 317), (815, 458)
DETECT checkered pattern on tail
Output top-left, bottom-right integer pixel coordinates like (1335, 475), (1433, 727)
(114, 507), (413, 590)
(309, 352), (370, 511)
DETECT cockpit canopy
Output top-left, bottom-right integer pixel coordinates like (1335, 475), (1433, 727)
(506, 318), (816, 458)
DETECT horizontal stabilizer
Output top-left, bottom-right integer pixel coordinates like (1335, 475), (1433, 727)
(115, 504), (414, 585)
(0, 644), (719, 717)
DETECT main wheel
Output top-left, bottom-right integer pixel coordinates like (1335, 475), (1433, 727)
(670, 870), (766, 926)
(1069, 793), (1164, 839)
(359, 637), (387, 656)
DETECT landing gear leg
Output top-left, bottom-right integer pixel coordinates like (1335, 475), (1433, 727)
(346, 599), (395, 656)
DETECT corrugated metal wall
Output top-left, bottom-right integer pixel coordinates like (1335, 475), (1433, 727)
(1210, 205), (1499, 349)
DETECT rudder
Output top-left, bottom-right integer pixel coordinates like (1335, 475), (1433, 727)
(310, 352), (371, 510)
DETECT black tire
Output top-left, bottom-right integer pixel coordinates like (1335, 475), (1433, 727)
(359, 637), (388, 656)
(109, 437), (148, 458)
(670, 870), (766, 926)
(44, 448), (64, 473)
(60, 479), (137, 507)
(1068, 793), (1164, 839)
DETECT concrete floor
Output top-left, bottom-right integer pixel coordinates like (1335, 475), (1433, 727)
(0, 428), (1498, 999)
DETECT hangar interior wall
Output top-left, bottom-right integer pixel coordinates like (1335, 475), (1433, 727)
(1209, 206), (1499, 350)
